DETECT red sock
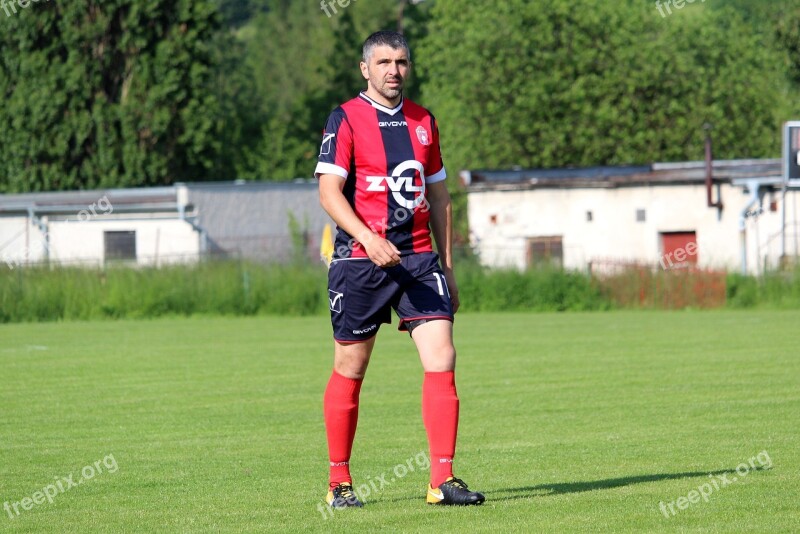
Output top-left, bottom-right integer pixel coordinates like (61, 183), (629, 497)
(324, 371), (363, 490)
(422, 371), (459, 487)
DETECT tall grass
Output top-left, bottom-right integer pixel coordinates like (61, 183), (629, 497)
(2, 261), (800, 323)
(591, 266), (727, 309)
(727, 270), (800, 309)
(456, 263), (610, 312)
(0, 261), (328, 322)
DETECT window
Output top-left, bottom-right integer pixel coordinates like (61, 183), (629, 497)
(526, 236), (563, 268)
(586, 211), (593, 222)
(104, 231), (136, 261)
(636, 209), (646, 222)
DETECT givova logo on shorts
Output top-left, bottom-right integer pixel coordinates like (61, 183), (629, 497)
(366, 160), (427, 210)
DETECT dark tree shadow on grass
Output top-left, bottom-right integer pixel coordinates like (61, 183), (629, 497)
(494, 467), (771, 501)
(374, 467), (772, 504)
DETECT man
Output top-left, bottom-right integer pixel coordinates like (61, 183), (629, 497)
(315, 30), (485, 508)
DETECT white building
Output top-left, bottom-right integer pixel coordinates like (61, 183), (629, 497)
(0, 181), (331, 268)
(464, 159), (799, 274)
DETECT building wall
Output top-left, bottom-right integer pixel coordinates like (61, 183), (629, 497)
(0, 182), (334, 268)
(0, 216), (47, 267)
(1, 215), (199, 267)
(468, 183), (800, 273)
(46, 216), (200, 266)
(187, 182), (333, 262)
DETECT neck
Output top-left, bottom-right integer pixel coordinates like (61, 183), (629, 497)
(364, 88), (402, 109)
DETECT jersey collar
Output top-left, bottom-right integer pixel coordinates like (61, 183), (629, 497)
(358, 91), (404, 116)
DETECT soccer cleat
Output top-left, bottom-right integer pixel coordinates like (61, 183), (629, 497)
(426, 476), (485, 505)
(326, 483), (364, 508)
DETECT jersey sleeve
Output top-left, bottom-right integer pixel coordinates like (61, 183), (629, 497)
(314, 108), (353, 180)
(425, 115), (446, 184)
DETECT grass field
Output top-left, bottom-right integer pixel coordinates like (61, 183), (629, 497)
(1, 311), (798, 532)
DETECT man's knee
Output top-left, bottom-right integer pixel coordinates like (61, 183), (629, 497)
(333, 338), (375, 379)
(411, 321), (456, 372)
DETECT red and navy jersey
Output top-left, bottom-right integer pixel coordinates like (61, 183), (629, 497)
(315, 92), (446, 260)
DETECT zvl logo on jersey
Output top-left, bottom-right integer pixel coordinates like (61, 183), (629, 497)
(366, 160), (427, 210)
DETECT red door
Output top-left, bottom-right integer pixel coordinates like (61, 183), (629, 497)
(660, 232), (698, 269)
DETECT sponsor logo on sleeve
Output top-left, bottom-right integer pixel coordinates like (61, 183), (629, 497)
(320, 132), (336, 156)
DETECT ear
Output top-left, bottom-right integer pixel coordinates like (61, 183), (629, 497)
(359, 61), (369, 81)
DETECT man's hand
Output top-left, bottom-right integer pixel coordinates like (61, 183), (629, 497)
(444, 268), (460, 314)
(319, 174), (402, 267)
(362, 233), (401, 268)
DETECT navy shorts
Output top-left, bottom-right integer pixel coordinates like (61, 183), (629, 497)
(327, 252), (454, 343)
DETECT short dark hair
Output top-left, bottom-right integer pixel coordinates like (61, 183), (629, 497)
(362, 31), (411, 63)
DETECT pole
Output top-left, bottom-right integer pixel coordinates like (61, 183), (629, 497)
(781, 182), (787, 267)
(740, 223), (747, 276)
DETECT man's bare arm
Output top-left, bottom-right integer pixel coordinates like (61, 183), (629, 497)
(426, 180), (459, 313)
(318, 174), (401, 267)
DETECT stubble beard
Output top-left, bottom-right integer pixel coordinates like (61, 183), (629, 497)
(369, 77), (403, 103)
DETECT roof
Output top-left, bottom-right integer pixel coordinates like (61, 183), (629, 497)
(462, 159), (783, 192)
(0, 180), (319, 215)
(0, 187), (178, 215)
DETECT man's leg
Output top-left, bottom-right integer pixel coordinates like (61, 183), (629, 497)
(412, 319), (484, 505)
(411, 320), (458, 486)
(324, 336), (375, 490)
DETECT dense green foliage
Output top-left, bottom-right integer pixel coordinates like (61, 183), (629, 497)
(419, 0), (794, 175)
(234, 0), (431, 181)
(1, 312), (797, 530)
(3, 261), (800, 322)
(0, 0), (232, 191)
(1, 0), (799, 204)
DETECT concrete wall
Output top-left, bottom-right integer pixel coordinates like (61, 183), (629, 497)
(0, 216), (47, 267)
(187, 182), (333, 262)
(1, 214), (199, 267)
(0, 181), (334, 267)
(46, 216), (200, 266)
(468, 183), (800, 273)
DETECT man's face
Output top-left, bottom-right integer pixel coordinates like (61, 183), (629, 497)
(360, 45), (411, 102)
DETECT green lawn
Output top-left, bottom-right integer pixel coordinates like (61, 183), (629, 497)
(1, 311), (798, 532)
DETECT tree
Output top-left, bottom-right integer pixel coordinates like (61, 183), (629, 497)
(417, 0), (791, 176)
(0, 0), (227, 192)
(214, 0), (261, 28)
(239, 0), (413, 180)
(711, 0), (793, 25)
(775, 5), (800, 88)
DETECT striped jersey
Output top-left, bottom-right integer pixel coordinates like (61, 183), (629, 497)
(314, 92), (446, 260)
